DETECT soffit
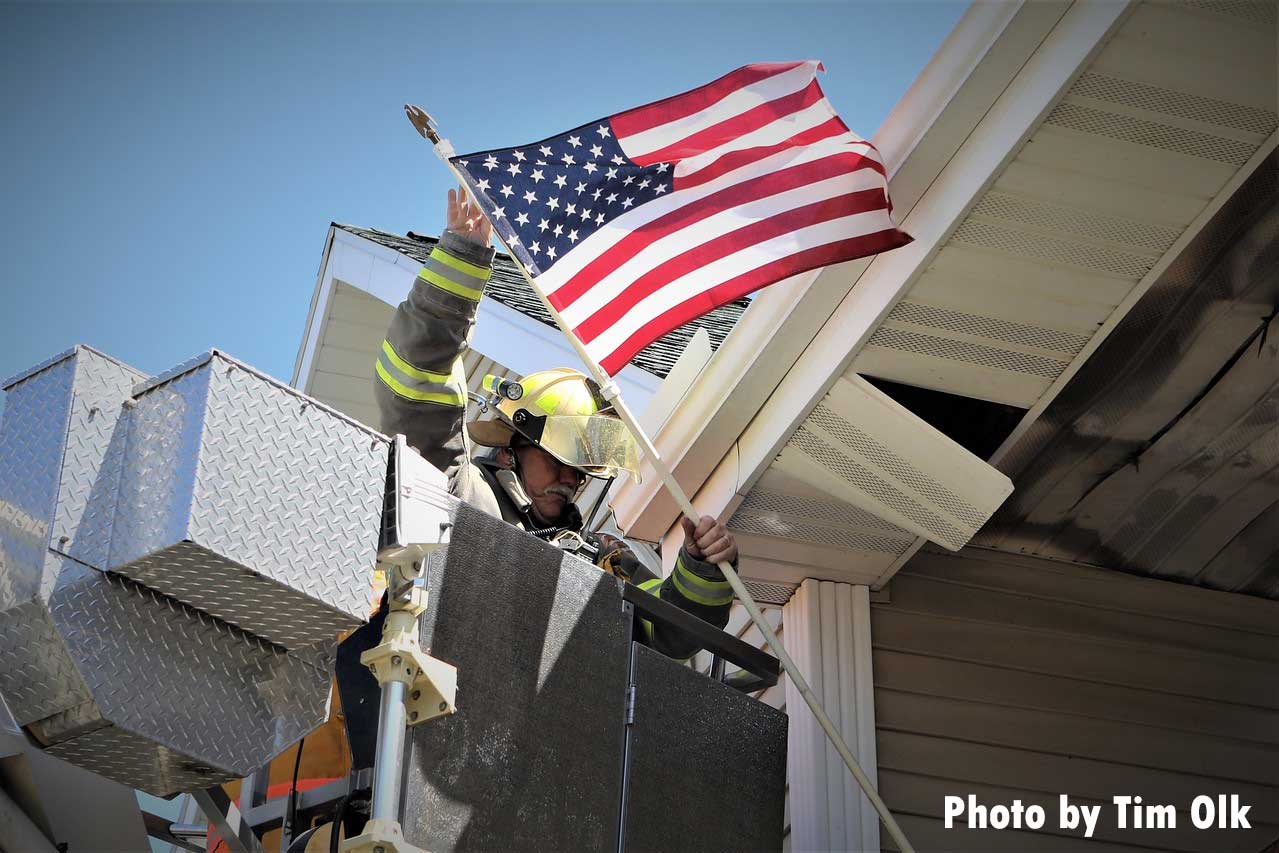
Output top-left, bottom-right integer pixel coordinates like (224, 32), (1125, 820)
(850, 0), (1277, 407)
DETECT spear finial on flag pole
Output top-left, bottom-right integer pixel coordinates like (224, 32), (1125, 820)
(405, 77), (917, 852)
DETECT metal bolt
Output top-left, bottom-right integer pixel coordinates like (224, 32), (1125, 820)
(391, 655), (402, 667)
(439, 701), (448, 712)
(374, 847), (386, 853)
(411, 690), (421, 700)
(409, 711), (419, 721)
(368, 664), (377, 673)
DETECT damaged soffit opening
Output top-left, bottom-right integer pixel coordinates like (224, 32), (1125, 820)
(975, 149), (1279, 600)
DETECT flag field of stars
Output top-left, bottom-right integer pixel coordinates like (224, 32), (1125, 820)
(452, 121), (672, 278)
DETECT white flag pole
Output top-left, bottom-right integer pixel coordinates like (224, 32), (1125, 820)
(407, 105), (916, 853)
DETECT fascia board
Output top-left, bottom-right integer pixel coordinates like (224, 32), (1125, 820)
(292, 224), (337, 390)
(612, 0), (1071, 540)
(874, 0), (1045, 199)
(656, 441), (747, 575)
(331, 226), (419, 267)
(614, 265), (826, 538)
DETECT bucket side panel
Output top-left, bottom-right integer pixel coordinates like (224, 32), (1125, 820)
(401, 501), (631, 852)
(623, 643), (789, 853)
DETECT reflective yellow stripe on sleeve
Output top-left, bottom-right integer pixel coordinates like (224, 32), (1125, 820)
(380, 339), (451, 383)
(375, 341), (466, 407)
(419, 267), (483, 301)
(417, 245), (491, 302)
(671, 555), (734, 607)
(637, 577), (664, 644)
(432, 246), (493, 281)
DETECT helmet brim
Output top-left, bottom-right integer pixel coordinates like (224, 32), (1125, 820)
(469, 418), (516, 447)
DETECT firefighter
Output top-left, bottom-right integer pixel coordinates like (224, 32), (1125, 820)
(290, 189), (742, 848)
(372, 185), (739, 654)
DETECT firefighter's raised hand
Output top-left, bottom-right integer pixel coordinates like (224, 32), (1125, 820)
(446, 184), (493, 247)
(681, 514), (738, 565)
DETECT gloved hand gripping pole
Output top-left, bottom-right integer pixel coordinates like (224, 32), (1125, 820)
(342, 434), (459, 853)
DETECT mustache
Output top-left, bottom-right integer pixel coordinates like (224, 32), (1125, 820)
(542, 484), (577, 500)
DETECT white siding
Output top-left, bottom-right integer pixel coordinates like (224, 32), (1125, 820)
(308, 281), (392, 429)
(873, 546), (1279, 852)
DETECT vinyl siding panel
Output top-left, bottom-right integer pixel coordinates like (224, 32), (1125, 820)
(874, 547), (1279, 852)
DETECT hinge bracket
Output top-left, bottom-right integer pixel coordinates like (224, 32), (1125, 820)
(624, 683), (636, 726)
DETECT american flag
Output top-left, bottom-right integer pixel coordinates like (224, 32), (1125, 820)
(451, 61), (912, 375)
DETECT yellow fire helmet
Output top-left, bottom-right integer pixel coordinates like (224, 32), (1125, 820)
(469, 367), (642, 482)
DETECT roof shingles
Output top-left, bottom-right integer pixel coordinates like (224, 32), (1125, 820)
(338, 224), (747, 379)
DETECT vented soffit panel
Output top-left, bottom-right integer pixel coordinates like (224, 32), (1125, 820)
(772, 375), (1013, 552)
(851, 0), (1278, 410)
(723, 464), (916, 589)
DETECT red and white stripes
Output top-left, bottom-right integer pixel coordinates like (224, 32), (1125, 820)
(538, 61), (910, 375)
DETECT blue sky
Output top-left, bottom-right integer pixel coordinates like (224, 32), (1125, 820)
(0, 0), (965, 411)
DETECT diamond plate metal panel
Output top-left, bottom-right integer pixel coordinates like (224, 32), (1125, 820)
(109, 351), (388, 648)
(53, 348), (146, 568)
(117, 542), (360, 649)
(106, 366), (209, 570)
(623, 643), (788, 852)
(48, 555), (331, 774)
(1, 550), (334, 794)
(25, 697), (109, 744)
(192, 354), (387, 624)
(0, 351), (76, 610)
(0, 593), (92, 725)
(0, 348), (342, 795)
(0, 352), (88, 726)
(400, 501), (631, 852)
(44, 723), (241, 793)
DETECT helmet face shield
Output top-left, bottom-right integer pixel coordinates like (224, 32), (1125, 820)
(537, 414), (642, 481)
